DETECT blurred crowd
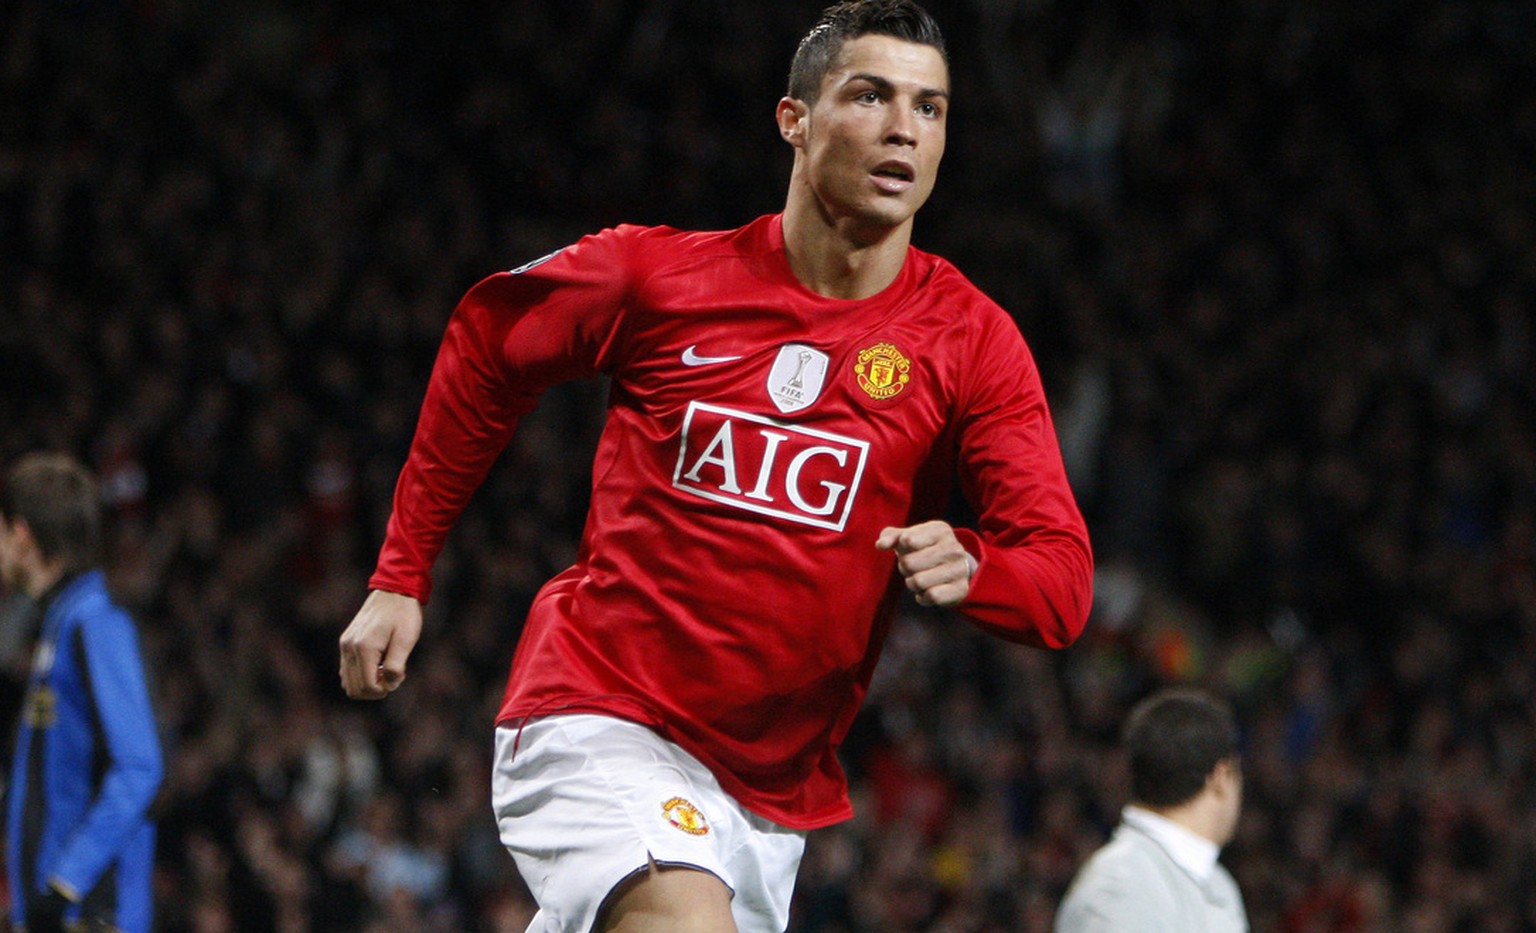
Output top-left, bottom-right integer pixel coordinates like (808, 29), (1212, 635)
(2, 0), (1533, 930)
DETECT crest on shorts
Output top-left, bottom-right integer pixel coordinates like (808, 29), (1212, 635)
(854, 342), (911, 401)
(662, 796), (711, 836)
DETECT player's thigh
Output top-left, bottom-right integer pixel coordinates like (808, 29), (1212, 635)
(597, 858), (737, 933)
(494, 714), (788, 932)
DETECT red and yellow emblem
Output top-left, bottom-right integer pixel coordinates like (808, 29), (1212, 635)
(854, 342), (912, 401)
(662, 797), (710, 836)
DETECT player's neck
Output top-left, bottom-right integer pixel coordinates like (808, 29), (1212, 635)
(781, 199), (911, 301)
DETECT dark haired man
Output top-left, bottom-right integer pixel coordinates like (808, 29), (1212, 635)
(0, 453), (163, 933)
(1056, 689), (1249, 933)
(340, 1), (1093, 929)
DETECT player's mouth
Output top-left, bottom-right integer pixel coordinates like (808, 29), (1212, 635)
(870, 160), (916, 193)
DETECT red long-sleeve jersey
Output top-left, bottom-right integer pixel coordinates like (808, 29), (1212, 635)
(370, 213), (1092, 829)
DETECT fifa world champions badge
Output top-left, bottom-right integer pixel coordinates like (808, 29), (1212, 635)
(855, 342), (912, 401)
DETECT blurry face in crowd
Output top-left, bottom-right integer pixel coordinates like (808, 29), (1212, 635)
(780, 34), (949, 238)
(1212, 757), (1244, 846)
(0, 515), (29, 595)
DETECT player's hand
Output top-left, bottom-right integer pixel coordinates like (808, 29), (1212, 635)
(876, 520), (977, 608)
(339, 589), (423, 699)
(26, 882), (73, 933)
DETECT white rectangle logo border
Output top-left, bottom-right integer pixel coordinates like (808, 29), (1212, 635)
(672, 401), (870, 532)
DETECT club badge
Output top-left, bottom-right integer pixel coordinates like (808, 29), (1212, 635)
(662, 796), (711, 836)
(854, 342), (911, 401)
(25, 685), (57, 729)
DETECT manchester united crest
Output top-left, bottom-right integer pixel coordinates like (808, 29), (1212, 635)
(662, 796), (711, 836)
(854, 342), (911, 401)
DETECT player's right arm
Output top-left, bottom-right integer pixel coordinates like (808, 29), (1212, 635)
(340, 229), (637, 699)
(339, 589), (423, 699)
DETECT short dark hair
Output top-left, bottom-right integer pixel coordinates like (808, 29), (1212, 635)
(1124, 688), (1239, 808)
(1, 452), (102, 571)
(787, 0), (947, 105)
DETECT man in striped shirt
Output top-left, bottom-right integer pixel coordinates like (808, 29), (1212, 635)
(1, 453), (163, 933)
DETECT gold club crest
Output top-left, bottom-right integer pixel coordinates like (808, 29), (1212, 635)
(854, 342), (911, 400)
(26, 685), (57, 729)
(662, 796), (710, 835)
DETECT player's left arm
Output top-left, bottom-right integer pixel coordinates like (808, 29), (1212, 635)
(50, 609), (164, 895)
(943, 309), (1094, 648)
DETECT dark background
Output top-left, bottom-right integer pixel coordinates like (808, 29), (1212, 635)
(1, 0), (1533, 930)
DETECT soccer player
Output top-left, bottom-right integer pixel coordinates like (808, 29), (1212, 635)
(339, 1), (1093, 930)
(1055, 688), (1250, 933)
(1, 453), (164, 933)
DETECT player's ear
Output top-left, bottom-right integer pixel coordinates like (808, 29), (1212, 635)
(777, 97), (810, 148)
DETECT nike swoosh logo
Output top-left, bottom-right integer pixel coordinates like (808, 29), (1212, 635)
(681, 345), (743, 366)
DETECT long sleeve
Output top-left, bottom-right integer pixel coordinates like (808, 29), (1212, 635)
(369, 232), (636, 603)
(953, 308), (1093, 649)
(51, 611), (162, 896)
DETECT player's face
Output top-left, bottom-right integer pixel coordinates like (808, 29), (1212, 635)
(791, 34), (949, 235)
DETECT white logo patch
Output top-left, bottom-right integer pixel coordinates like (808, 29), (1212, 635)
(673, 402), (868, 531)
(767, 344), (829, 414)
(681, 345), (743, 366)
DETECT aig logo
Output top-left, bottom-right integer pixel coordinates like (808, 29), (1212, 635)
(673, 402), (869, 532)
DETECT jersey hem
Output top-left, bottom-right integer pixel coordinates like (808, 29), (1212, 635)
(496, 705), (855, 831)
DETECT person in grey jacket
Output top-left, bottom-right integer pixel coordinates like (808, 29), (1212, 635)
(1055, 688), (1249, 933)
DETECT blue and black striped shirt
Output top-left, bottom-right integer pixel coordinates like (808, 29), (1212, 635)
(6, 570), (162, 933)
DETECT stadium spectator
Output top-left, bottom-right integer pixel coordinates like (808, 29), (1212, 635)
(1055, 688), (1249, 932)
(0, 453), (164, 933)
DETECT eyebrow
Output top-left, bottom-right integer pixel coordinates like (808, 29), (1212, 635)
(845, 73), (950, 102)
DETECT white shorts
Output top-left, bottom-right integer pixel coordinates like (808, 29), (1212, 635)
(492, 714), (807, 933)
